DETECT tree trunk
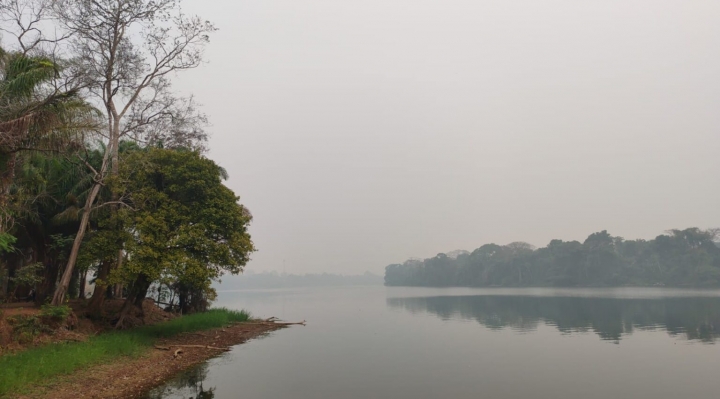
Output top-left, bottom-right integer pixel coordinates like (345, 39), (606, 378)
(114, 283), (123, 299)
(87, 259), (112, 317)
(115, 274), (151, 328)
(79, 268), (88, 299)
(0, 152), (17, 234)
(51, 182), (102, 305)
(0, 264), (7, 299)
(1, 252), (21, 300)
(36, 260), (59, 305)
(69, 266), (81, 299)
(178, 290), (188, 315)
(110, 118), (123, 300)
(28, 243), (47, 304)
(0, 153), (17, 259)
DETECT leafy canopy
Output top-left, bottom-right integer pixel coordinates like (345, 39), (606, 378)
(114, 148), (255, 293)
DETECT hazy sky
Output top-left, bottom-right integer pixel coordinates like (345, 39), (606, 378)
(175, 0), (720, 275)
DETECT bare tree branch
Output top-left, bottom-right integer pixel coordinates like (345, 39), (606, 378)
(49, 0), (216, 305)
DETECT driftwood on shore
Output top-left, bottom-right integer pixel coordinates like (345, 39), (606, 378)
(153, 345), (224, 359)
(242, 321), (306, 326)
(154, 344), (231, 357)
(153, 318), (305, 354)
(240, 317), (307, 326)
(152, 317), (306, 359)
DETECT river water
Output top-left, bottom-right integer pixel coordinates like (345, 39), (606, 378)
(146, 286), (720, 399)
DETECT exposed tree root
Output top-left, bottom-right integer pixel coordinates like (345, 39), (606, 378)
(113, 303), (143, 330)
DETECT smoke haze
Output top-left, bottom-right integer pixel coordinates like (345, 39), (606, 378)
(175, 0), (720, 274)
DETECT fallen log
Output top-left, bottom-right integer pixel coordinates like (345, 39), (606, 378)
(155, 344), (229, 351)
(174, 344), (229, 350)
(270, 321), (305, 326)
(243, 320), (306, 326)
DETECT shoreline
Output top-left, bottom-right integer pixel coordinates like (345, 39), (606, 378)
(15, 321), (287, 399)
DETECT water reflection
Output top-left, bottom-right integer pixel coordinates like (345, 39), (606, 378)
(387, 295), (720, 343)
(146, 363), (216, 399)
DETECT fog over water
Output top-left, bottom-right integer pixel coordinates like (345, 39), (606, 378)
(175, 0), (720, 275)
(147, 287), (720, 399)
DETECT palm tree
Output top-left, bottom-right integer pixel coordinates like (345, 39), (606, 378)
(6, 152), (87, 302)
(0, 46), (96, 239)
(7, 142), (124, 303)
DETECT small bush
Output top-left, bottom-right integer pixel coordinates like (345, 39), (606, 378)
(15, 332), (34, 346)
(39, 305), (72, 322)
(9, 263), (43, 289)
(39, 305), (75, 330)
(6, 316), (51, 344)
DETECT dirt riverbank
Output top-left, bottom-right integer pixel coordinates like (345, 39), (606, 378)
(16, 321), (288, 399)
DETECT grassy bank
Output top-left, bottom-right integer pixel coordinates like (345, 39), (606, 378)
(0, 308), (249, 397)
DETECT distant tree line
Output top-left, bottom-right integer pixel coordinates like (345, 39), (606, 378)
(385, 228), (720, 287)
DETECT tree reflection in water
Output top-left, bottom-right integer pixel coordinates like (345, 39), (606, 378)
(145, 363), (215, 399)
(387, 295), (720, 343)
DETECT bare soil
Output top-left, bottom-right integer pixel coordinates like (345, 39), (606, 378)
(0, 299), (173, 354)
(16, 321), (286, 399)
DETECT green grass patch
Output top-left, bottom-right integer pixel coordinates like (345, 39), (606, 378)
(0, 308), (250, 397)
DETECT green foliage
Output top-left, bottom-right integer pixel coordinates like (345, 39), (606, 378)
(2, 151), (94, 303)
(1, 53), (56, 100)
(9, 263), (43, 288)
(0, 234), (15, 254)
(6, 315), (51, 344)
(385, 228), (720, 288)
(114, 148), (255, 311)
(139, 308), (250, 338)
(39, 305), (71, 322)
(0, 44), (98, 303)
(0, 47), (96, 153)
(48, 235), (75, 261)
(3, 144), (254, 313)
(0, 309), (250, 397)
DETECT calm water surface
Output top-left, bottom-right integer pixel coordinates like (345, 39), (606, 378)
(146, 286), (720, 399)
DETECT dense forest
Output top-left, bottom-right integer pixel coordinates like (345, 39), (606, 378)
(385, 228), (720, 287)
(0, 0), (253, 324)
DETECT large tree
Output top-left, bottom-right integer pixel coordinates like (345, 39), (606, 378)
(50, 0), (215, 305)
(114, 148), (254, 325)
